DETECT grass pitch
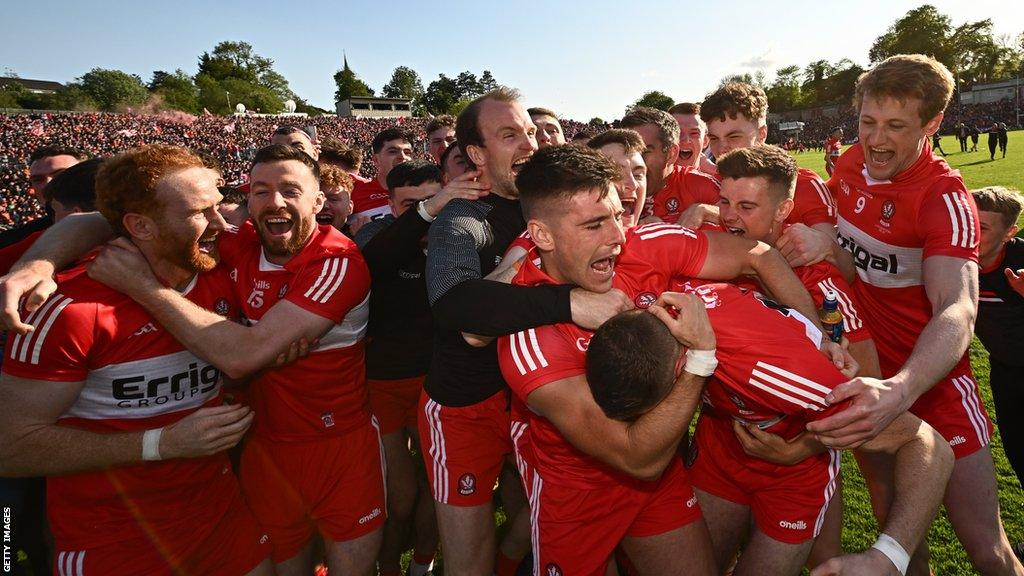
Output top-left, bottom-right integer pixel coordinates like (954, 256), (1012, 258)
(794, 131), (1022, 574)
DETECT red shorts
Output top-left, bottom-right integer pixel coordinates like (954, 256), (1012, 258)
(54, 487), (269, 576)
(910, 367), (993, 459)
(418, 389), (512, 506)
(526, 457), (702, 576)
(368, 376), (424, 435)
(240, 420), (387, 562)
(689, 416), (840, 544)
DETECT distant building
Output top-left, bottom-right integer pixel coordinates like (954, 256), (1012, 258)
(336, 97), (412, 118)
(0, 77), (64, 95)
(959, 79), (1023, 105)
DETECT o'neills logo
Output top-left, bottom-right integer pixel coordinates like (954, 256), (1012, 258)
(358, 508), (382, 525)
(113, 363), (219, 408)
(779, 520), (807, 530)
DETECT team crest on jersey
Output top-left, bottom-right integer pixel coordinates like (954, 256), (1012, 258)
(881, 199), (896, 221)
(575, 337), (591, 352)
(635, 292), (657, 308)
(321, 412), (336, 428)
(666, 198), (679, 213)
(214, 298), (229, 315)
(545, 563), (563, 576)
(278, 284), (288, 299)
(458, 473), (476, 496)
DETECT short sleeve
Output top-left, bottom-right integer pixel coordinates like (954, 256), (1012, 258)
(689, 171), (721, 205)
(803, 263), (872, 343)
(285, 252), (371, 322)
(630, 224), (709, 279)
(498, 325), (586, 402)
(918, 183), (980, 262)
(2, 293), (95, 382)
(789, 173), (836, 227)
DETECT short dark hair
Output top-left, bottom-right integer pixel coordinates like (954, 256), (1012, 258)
(371, 127), (415, 154)
(587, 129), (646, 155)
(972, 186), (1023, 230)
(700, 83), (768, 125)
(586, 310), (680, 421)
(425, 115), (456, 135)
(715, 144), (797, 202)
(571, 129), (598, 143)
(219, 185), (246, 206)
(620, 107), (679, 151)
(668, 102), (701, 116)
(251, 144), (320, 181)
(516, 145), (620, 220)
(44, 157), (101, 211)
(386, 160), (442, 194)
(29, 145), (89, 165)
(456, 87), (521, 158)
(528, 107), (558, 119)
(439, 139), (462, 173)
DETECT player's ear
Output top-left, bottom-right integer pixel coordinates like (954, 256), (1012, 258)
(528, 219), (555, 251)
(776, 198), (794, 224)
(665, 142), (680, 165)
(924, 112), (944, 136)
(1007, 224), (1019, 242)
(122, 213), (156, 242)
(757, 123), (768, 144)
(465, 144), (486, 168)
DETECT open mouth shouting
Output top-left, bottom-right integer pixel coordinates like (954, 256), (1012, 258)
(262, 213), (294, 237)
(867, 146), (895, 168)
(511, 156), (530, 176)
(197, 233), (219, 254)
(315, 210), (334, 225)
(620, 198), (638, 227)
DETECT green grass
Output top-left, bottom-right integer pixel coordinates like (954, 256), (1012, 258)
(793, 131), (1023, 574)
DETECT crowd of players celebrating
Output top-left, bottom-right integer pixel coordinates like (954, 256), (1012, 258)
(0, 53), (1022, 576)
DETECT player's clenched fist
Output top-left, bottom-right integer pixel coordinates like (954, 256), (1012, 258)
(160, 404), (255, 459)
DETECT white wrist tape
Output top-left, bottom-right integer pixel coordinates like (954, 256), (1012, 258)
(416, 200), (436, 222)
(684, 349), (718, 377)
(142, 428), (163, 462)
(871, 533), (909, 576)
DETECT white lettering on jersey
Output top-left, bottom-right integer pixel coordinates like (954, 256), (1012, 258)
(66, 350), (220, 420)
(837, 215), (923, 289)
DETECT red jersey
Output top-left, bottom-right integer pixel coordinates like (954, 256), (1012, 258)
(789, 168), (836, 227)
(680, 282), (847, 443)
(830, 142), (978, 375)
(2, 268), (241, 552)
(825, 137), (842, 158)
(0, 230), (43, 275)
(219, 222), (372, 441)
(645, 165), (720, 222)
(350, 178), (391, 223)
(498, 223), (709, 490)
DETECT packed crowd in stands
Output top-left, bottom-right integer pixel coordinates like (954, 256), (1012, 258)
(0, 99), (1011, 230)
(0, 112), (592, 230)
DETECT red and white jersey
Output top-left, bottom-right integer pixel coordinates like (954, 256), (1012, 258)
(679, 282), (848, 443)
(829, 142), (978, 374)
(789, 168), (836, 228)
(644, 165), (720, 222)
(825, 137), (842, 158)
(2, 268), (241, 551)
(219, 221), (372, 441)
(350, 178), (392, 224)
(498, 223), (708, 490)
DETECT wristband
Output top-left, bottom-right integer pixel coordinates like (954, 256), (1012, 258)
(871, 533), (909, 576)
(684, 349), (718, 377)
(142, 428), (163, 462)
(416, 200), (436, 222)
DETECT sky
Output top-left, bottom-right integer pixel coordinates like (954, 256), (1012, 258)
(3, 0), (1021, 120)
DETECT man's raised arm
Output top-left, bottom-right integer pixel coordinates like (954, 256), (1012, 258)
(0, 212), (112, 333)
(86, 239), (341, 380)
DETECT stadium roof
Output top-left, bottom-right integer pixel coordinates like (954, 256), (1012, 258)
(0, 77), (64, 93)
